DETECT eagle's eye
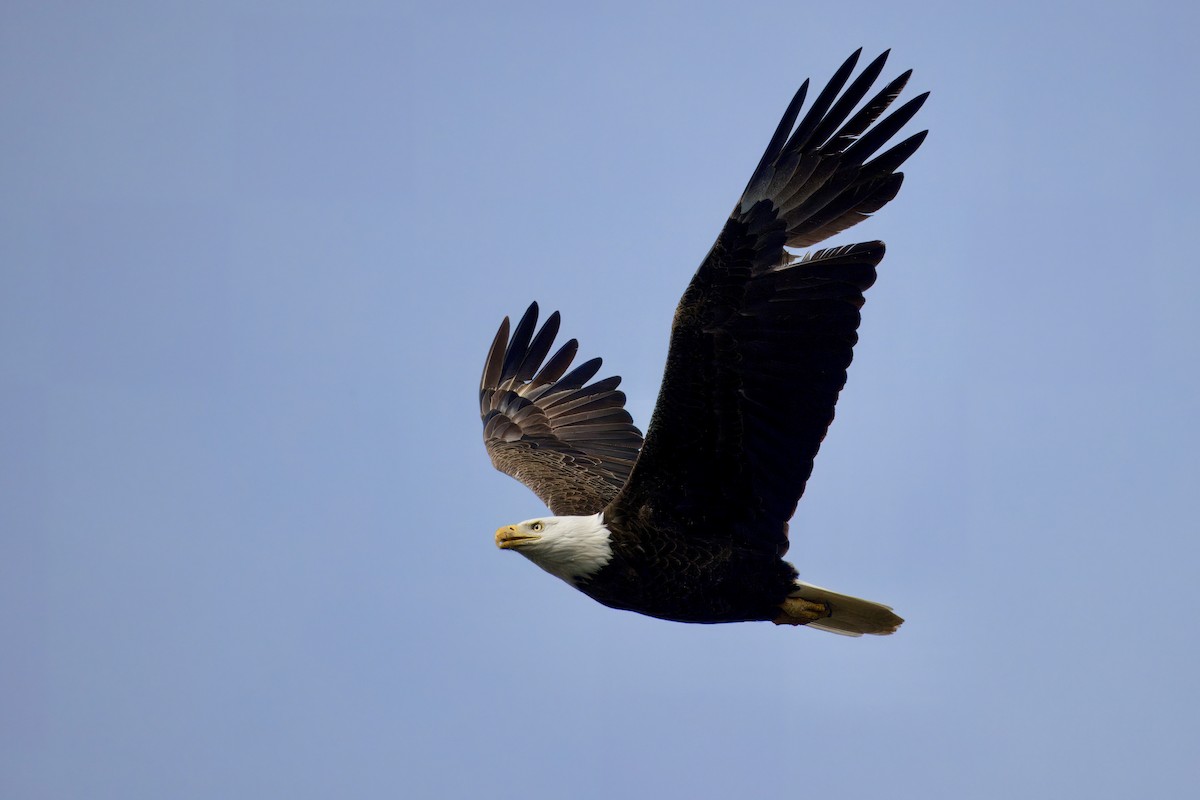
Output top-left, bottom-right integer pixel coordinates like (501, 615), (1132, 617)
(531, 522), (543, 532)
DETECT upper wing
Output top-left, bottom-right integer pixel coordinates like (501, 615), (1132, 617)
(608, 50), (927, 555)
(480, 302), (644, 516)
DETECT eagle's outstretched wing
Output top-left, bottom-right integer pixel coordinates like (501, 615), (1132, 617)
(480, 302), (643, 516)
(609, 49), (927, 555)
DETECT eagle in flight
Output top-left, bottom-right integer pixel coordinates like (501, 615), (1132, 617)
(479, 49), (927, 635)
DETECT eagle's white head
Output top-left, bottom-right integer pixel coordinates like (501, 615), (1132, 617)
(495, 513), (612, 584)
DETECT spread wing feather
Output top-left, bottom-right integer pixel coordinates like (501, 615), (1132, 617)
(608, 50), (926, 555)
(480, 303), (644, 516)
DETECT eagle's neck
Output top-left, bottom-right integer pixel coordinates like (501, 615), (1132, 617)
(526, 512), (613, 585)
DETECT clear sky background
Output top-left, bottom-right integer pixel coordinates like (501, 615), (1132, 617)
(3, 1), (1199, 797)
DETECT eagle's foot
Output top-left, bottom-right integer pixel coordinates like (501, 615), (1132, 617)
(772, 596), (831, 626)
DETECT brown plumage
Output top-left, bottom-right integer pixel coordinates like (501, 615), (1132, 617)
(480, 306), (644, 516)
(480, 50), (927, 635)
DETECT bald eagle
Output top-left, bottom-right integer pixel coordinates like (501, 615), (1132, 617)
(479, 50), (927, 635)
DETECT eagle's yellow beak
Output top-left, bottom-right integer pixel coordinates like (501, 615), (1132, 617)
(495, 524), (540, 549)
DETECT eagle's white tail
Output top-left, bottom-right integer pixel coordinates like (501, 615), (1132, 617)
(785, 581), (904, 636)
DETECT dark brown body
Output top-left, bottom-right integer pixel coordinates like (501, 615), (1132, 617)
(578, 532), (796, 623)
(580, 515), (800, 623)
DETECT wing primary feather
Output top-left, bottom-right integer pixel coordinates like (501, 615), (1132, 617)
(750, 79), (810, 179)
(861, 129), (928, 174)
(555, 357), (604, 390)
(842, 91), (930, 167)
(480, 316), (510, 408)
(803, 49), (890, 150)
(530, 339), (579, 389)
(829, 69), (912, 145)
(782, 48), (862, 156)
(500, 302), (539, 383)
(514, 310), (561, 383)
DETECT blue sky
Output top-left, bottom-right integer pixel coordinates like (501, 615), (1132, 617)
(3, 1), (1199, 797)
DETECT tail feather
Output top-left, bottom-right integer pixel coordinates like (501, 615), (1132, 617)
(792, 581), (903, 636)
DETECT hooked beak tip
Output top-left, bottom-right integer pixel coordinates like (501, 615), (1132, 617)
(495, 524), (538, 549)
